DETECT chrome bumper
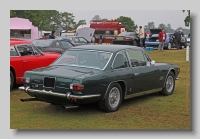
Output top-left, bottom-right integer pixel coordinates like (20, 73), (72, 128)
(19, 86), (100, 100)
(175, 78), (179, 80)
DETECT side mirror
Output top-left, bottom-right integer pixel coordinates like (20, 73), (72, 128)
(151, 60), (155, 65)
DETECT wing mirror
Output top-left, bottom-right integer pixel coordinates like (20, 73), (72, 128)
(151, 60), (155, 65)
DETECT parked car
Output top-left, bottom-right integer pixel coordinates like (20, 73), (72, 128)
(19, 45), (180, 112)
(185, 34), (190, 47)
(59, 36), (91, 46)
(112, 32), (140, 46)
(10, 39), (61, 89)
(32, 39), (75, 54)
(145, 29), (186, 49)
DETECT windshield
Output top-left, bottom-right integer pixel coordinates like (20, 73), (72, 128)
(32, 40), (54, 47)
(65, 36), (73, 41)
(53, 50), (112, 70)
(10, 46), (19, 56)
(118, 32), (132, 36)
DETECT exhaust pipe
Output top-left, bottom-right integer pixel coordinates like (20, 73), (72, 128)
(20, 97), (38, 102)
(62, 105), (79, 109)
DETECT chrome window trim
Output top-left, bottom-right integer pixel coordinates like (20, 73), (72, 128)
(111, 50), (130, 70)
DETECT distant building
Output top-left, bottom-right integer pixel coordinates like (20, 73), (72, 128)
(10, 17), (39, 41)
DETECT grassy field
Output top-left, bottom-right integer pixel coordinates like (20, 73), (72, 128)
(10, 48), (190, 130)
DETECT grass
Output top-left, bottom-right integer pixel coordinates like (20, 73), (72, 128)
(10, 48), (190, 130)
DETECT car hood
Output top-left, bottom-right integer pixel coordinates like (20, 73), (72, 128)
(150, 29), (162, 35)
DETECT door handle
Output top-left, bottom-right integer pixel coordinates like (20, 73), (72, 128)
(134, 73), (139, 76)
(23, 60), (27, 63)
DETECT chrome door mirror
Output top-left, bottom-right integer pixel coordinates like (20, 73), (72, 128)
(151, 60), (155, 65)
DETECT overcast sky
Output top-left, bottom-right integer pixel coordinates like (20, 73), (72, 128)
(59, 10), (190, 30)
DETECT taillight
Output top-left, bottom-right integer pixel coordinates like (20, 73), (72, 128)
(125, 37), (131, 40)
(21, 77), (30, 83)
(70, 84), (84, 90)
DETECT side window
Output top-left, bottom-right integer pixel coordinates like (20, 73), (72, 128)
(55, 42), (61, 47)
(74, 37), (79, 43)
(10, 46), (19, 56)
(60, 41), (74, 49)
(112, 51), (129, 69)
(127, 49), (146, 67)
(16, 45), (34, 56)
(78, 37), (88, 43)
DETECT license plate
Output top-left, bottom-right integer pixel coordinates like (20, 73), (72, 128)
(117, 37), (123, 40)
(43, 77), (56, 88)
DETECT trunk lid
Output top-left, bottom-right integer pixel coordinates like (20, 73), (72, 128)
(150, 29), (162, 35)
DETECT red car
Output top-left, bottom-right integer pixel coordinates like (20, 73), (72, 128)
(10, 39), (61, 89)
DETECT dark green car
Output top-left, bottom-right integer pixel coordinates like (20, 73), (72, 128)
(19, 45), (180, 112)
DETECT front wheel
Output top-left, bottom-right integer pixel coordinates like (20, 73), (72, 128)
(160, 71), (175, 96)
(10, 71), (14, 90)
(98, 83), (122, 112)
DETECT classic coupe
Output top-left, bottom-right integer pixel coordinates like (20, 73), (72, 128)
(112, 32), (140, 46)
(32, 39), (75, 54)
(10, 39), (60, 89)
(19, 45), (180, 112)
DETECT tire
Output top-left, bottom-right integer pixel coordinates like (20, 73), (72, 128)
(98, 83), (122, 112)
(180, 45), (185, 49)
(10, 71), (14, 90)
(132, 40), (137, 46)
(160, 71), (175, 96)
(167, 42), (172, 50)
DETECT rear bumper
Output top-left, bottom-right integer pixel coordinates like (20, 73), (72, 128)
(19, 86), (101, 100)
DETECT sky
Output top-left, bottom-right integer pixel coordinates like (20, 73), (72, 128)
(59, 10), (190, 30)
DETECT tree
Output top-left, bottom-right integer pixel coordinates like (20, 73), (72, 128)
(158, 23), (166, 29)
(144, 22), (156, 33)
(60, 12), (76, 30)
(116, 16), (137, 32)
(92, 15), (101, 20)
(182, 10), (190, 27)
(101, 18), (108, 21)
(74, 20), (87, 29)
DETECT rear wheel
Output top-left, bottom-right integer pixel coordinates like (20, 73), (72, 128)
(167, 42), (172, 50)
(98, 83), (122, 112)
(132, 40), (137, 46)
(10, 71), (14, 90)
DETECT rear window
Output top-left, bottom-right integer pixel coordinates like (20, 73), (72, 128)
(32, 40), (53, 47)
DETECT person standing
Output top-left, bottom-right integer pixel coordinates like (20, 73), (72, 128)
(180, 30), (184, 37)
(158, 28), (167, 51)
(138, 26), (144, 47)
(99, 34), (103, 44)
(92, 34), (96, 44)
(143, 33), (147, 48)
(49, 30), (56, 39)
(173, 30), (181, 49)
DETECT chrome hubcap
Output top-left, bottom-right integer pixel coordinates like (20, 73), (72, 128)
(109, 87), (120, 108)
(166, 76), (174, 92)
(168, 43), (171, 49)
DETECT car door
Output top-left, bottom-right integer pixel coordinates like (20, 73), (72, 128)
(126, 49), (161, 93)
(109, 51), (133, 95)
(16, 44), (41, 72)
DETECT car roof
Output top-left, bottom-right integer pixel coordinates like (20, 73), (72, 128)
(70, 44), (142, 52)
(10, 39), (31, 46)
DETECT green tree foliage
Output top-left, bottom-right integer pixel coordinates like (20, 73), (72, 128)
(144, 22), (156, 32)
(116, 16), (137, 32)
(74, 20), (87, 29)
(92, 15), (101, 20)
(10, 10), (77, 31)
(182, 10), (190, 27)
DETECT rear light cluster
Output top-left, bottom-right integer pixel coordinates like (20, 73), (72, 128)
(70, 84), (84, 90)
(124, 37), (131, 40)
